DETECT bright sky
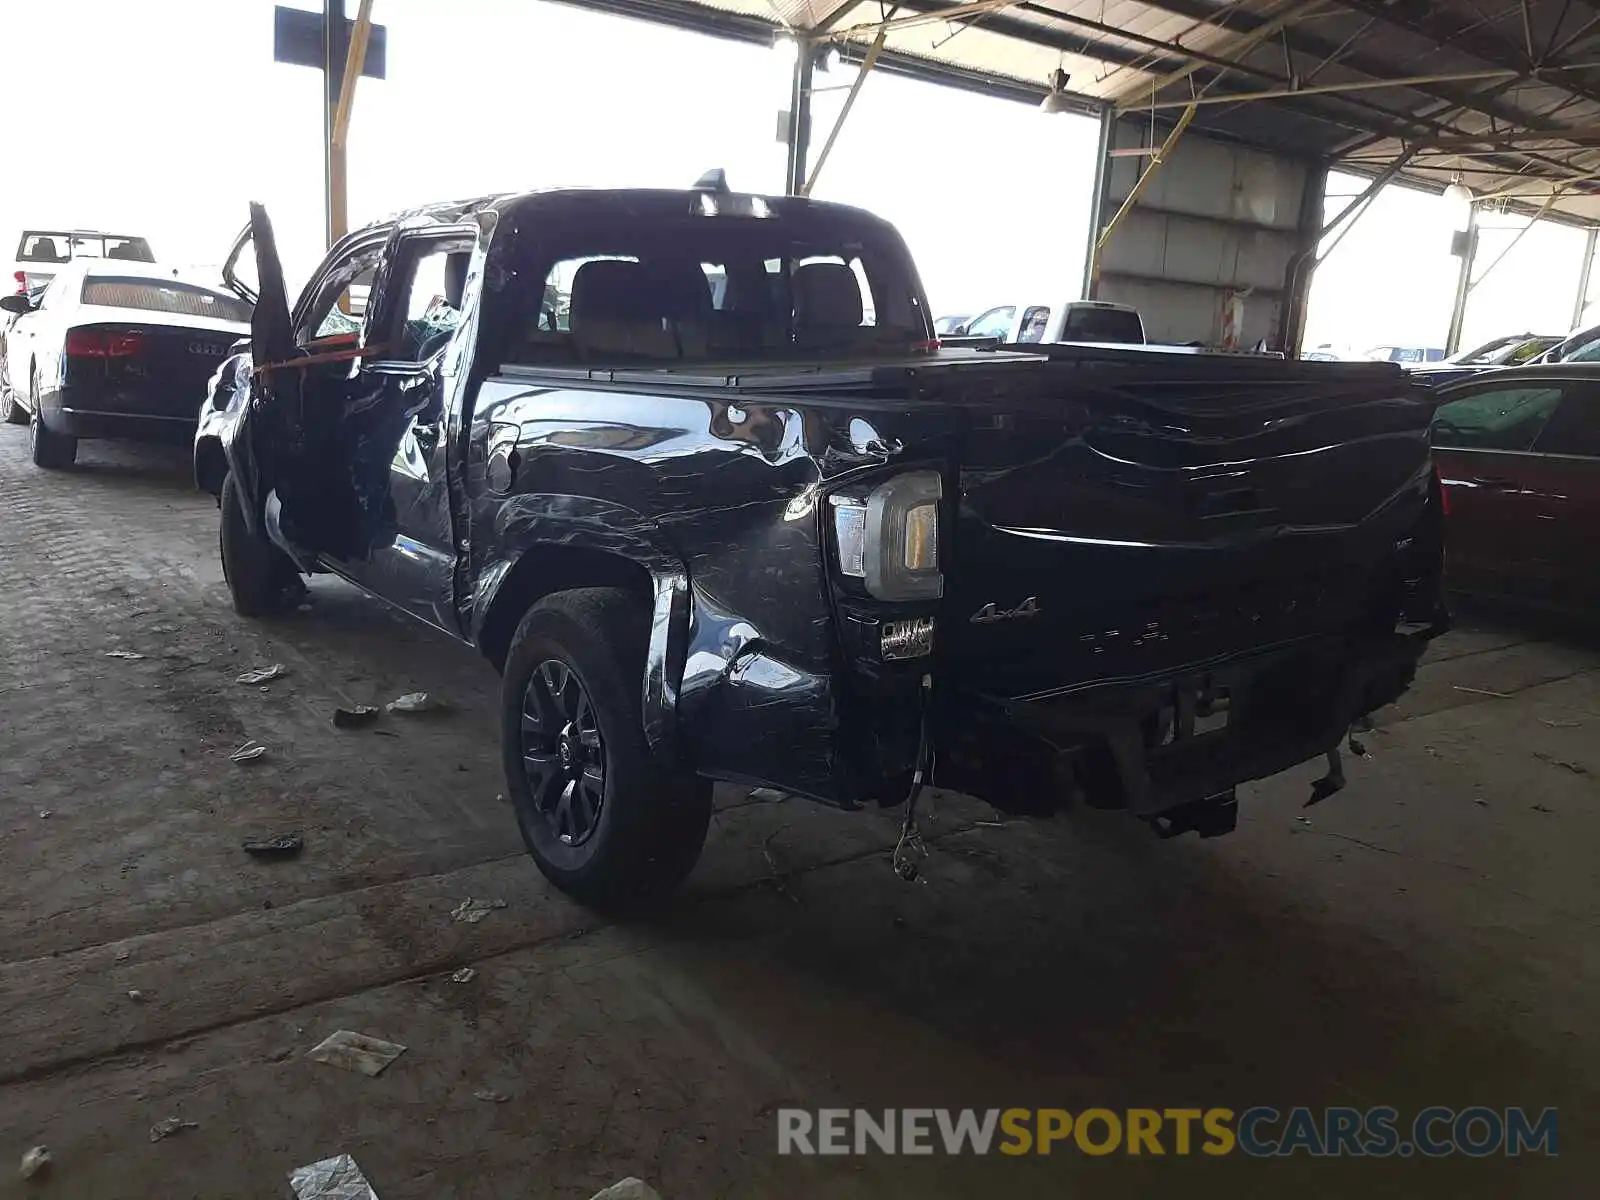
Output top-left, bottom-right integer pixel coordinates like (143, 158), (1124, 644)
(0, 0), (1096, 317)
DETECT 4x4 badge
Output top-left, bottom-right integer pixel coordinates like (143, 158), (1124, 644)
(971, 596), (1041, 624)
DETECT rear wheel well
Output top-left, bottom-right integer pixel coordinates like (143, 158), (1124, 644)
(477, 544), (655, 671)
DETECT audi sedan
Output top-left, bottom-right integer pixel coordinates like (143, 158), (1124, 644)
(0, 260), (251, 468)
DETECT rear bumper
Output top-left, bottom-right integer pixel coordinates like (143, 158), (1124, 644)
(932, 616), (1445, 818)
(54, 404), (196, 444)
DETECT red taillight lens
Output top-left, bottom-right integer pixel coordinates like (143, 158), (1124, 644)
(12, 270), (25, 295)
(65, 330), (143, 357)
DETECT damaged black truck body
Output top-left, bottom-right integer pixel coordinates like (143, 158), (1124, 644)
(196, 186), (1447, 906)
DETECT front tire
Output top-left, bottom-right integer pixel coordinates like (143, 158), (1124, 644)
(219, 471), (304, 617)
(28, 371), (75, 468)
(501, 587), (712, 909)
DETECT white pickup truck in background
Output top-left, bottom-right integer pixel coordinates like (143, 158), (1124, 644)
(10, 229), (156, 294)
(949, 299), (1146, 345)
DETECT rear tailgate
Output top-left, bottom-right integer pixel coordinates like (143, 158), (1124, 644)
(929, 355), (1438, 699)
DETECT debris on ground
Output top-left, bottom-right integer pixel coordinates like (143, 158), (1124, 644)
(127, 989), (146, 1003)
(1532, 803), (1556, 814)
(451, 967), (476, 983)
(236, 663), (286, 685)
(1540, 718), (1582, 728)
(386, 691), (448, 714)
(589, 1180), (663, 1200)
(472, 1088), (510, 1103)
(748, 787), (788, 803)
(1474, 797), (1489, 807)
(229, 740), (267, 763)
(18, 1146), (50, 1180)
(105, 650), (147, 660)
(114, 946), (132, 962)
(148, 1115), (198, 1142)
(289, 1153), (379, 1200)
(1534, 752), (1589, 776)
(37, 810), (51, 820)
(242, 834), (304, 860)
(332, 705), (381, 729)
(450, 897), (507, 924)
(306, 1031), (407, 1077)
(1452, 685), (1512, 699)
(1295, 815), (1313, 826)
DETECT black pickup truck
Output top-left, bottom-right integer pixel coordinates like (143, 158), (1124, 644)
(196, 182), (1447, 907)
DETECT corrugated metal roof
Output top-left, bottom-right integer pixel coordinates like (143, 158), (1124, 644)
(600, 0), (1600, 223)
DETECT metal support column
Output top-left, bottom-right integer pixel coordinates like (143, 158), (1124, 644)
(1573, 227), (1597, 328)
(1081, 105), (1115, 299)
(1278, 159), (1328, 353)
(322, 0), (349, 249)
(784, 42), (815, 197)
(1445, 207), (1479, 356)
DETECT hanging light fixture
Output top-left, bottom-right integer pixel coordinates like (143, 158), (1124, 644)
(1443, 174), (1475, 206)
(1039, 68), (1074, 114)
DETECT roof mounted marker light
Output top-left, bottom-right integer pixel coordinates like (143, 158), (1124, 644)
(693, 168), (730, 193)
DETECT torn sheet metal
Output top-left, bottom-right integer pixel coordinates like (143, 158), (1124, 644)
(386, 691), (446, 714)
(289, 1154), (380, 1200)
(149, 1115), (198, 1142)
(306, 1031), (406, 1077)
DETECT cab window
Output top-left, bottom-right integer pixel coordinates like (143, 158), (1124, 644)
(377, 240), (473, 363)
(966, 306), (1015, 339)
(1430, 386), (1563, 451)
(299, 246), (383, 346)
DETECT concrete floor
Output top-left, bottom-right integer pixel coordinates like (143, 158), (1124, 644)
(0, 433), (1595, 1199)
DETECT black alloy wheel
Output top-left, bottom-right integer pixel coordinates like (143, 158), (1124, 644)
(520, 659), (606, 846)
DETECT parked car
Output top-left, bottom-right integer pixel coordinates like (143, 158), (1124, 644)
(1529, 321), (1600, 365)
(0, 260), (251, 467)
(955, 299), (1145, 345)
(197, 185), (1446, 908)
(10, 228), (155, 295)
(1367, 344), (1445, 364)
(1409, 333), (1561, 388)
(1430, 365), (1599, 611)
(933, 314), (970, 336)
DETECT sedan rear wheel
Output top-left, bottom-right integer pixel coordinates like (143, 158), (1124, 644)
(27, 369), (76, 469)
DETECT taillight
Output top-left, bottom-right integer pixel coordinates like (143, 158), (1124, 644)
(65, 329), (144, 357)
(11, 271), (24, 295)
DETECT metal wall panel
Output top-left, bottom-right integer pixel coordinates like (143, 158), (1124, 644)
(1095, 117), (1314, 347)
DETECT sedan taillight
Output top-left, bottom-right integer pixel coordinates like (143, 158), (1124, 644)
(65, 329), (144, 358)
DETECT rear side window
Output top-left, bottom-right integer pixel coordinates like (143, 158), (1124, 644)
(81, 278), (253, 322)
(1531, 392), (1600, 457)
(1061, 306), (1143, 344)
(1017, 306), (1050, 343)
(1430, 386), (1563, 451)
(17, 233), (69, 264)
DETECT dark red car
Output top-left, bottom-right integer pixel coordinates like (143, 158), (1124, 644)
(1431, 365), (1600, 610)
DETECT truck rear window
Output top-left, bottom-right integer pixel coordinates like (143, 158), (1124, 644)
(499, 210), (928, 366)
(17, 232), (154, 264)
(1061, 307), (1143, 344)
(81, 278), (252, 322)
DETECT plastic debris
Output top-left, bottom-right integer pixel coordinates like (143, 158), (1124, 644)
(149, 1116), (197, 1142)
(472, 1088), (510, 1103)
(386, 691), (447, 714)
(18, 1146), (50, 1180)
(105, 650), (146, 660)
(1473, 797), (1489, 807)
(589, 1180), (663, 1200)
(332, 705), (381, 729)
(38, 810), (51, 820)
(236, 663), (286, 685)
(114, 946), (132, 962)
(747, 787), (788, 803)
(243, 833), (303, 859)
(230, 740), (267, 763)
(307, 1031), (406, 1077)
(128, 989), (146, 1003)
(451, 967), (476, 983)
(289, 1153), (380, 1200)
(1452, 685), (1512, 699)
(1541, 718), (1582, 728)
(450, 897), (507, 924)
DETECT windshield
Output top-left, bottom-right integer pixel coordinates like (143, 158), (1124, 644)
(1448, 336), (1521, 365)
(1546, 326), (1600, 362)
(493, 204), (929, 368)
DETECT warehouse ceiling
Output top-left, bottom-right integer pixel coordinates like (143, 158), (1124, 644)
(578, 0), (1600, 223)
